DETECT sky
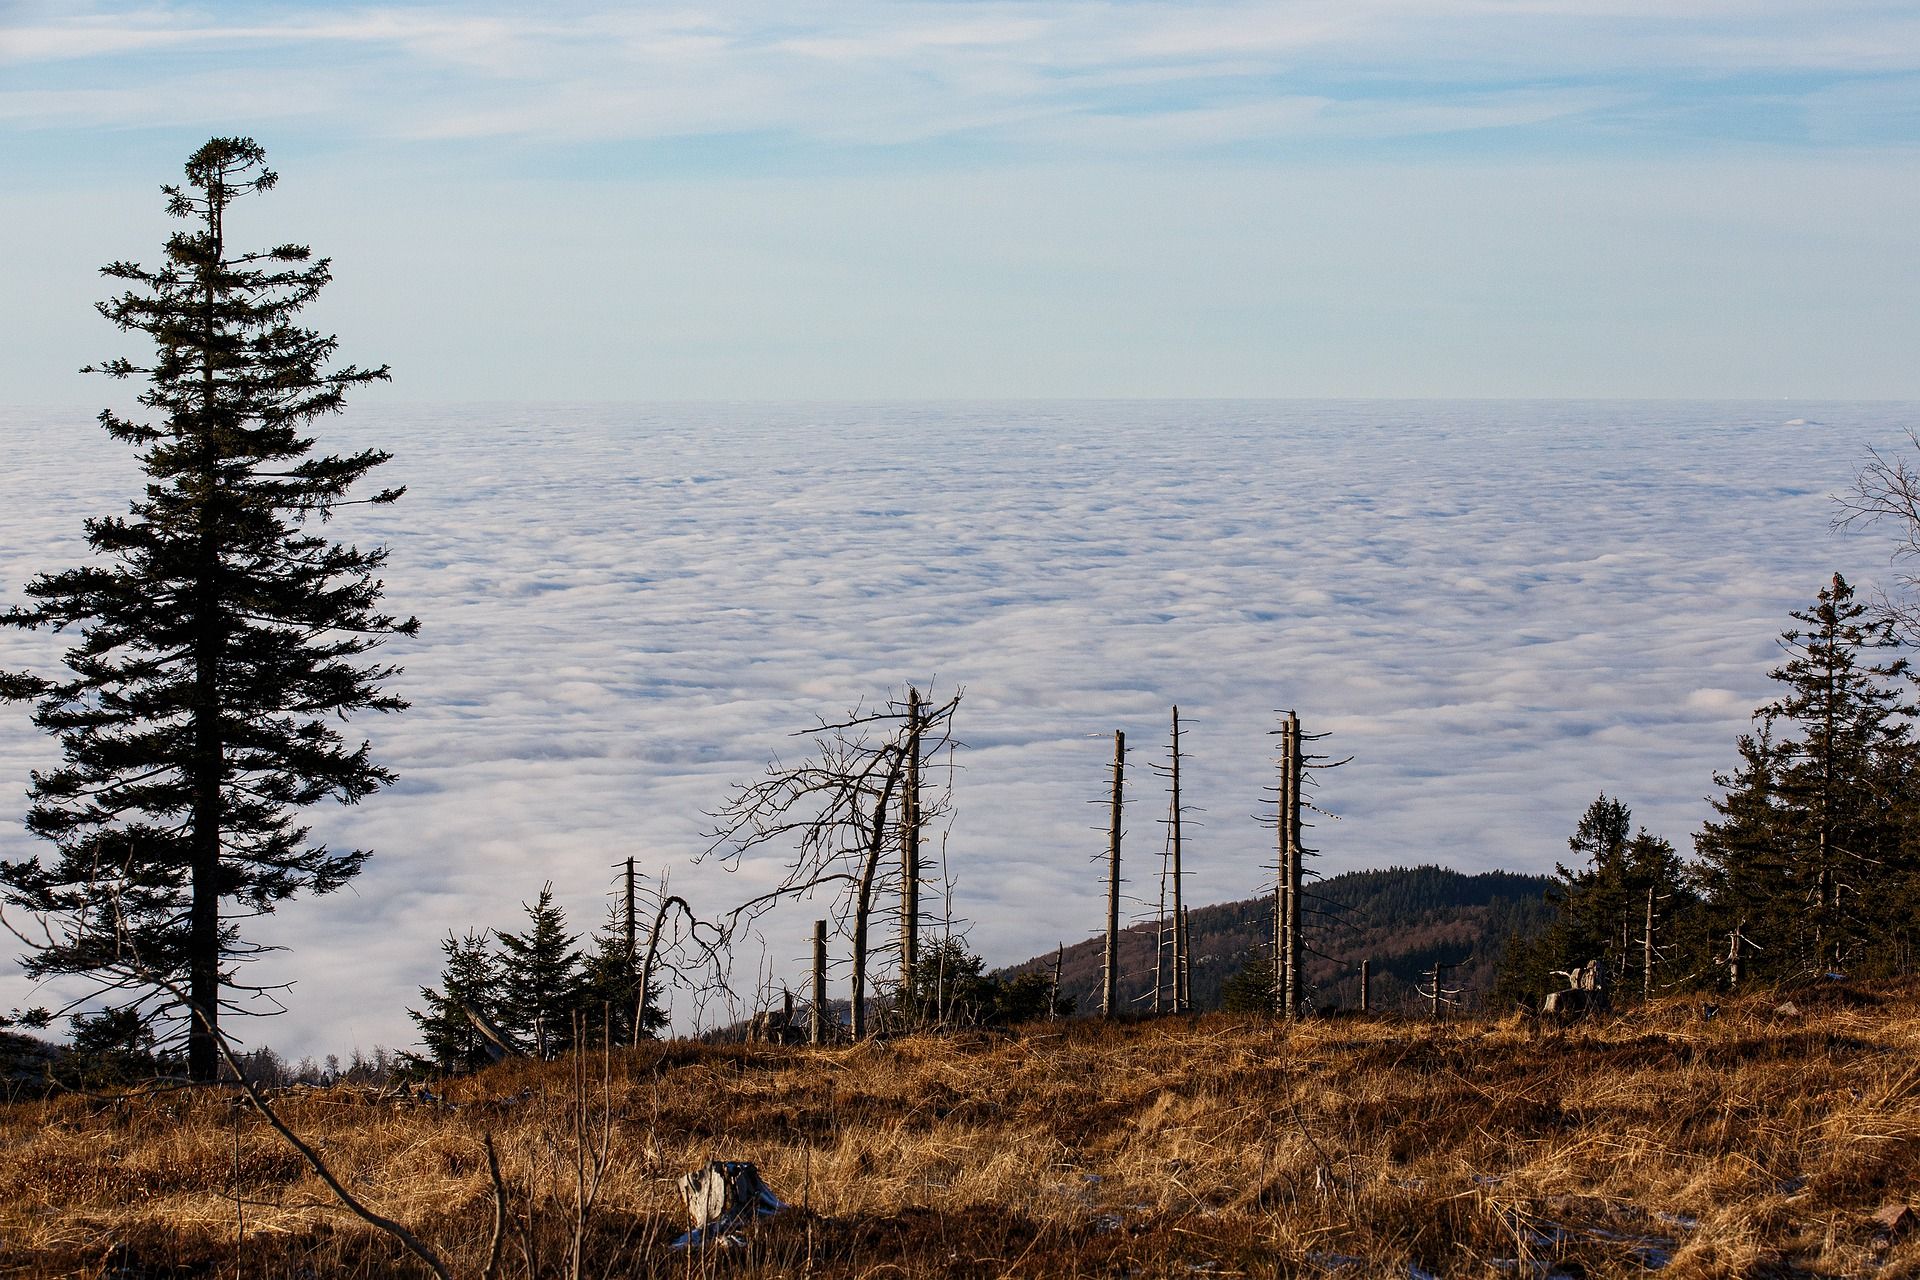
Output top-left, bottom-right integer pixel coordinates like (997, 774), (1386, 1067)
(3, 0), (1920, 399)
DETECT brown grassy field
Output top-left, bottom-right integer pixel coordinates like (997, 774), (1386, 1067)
(4, 981), (1919, 1279)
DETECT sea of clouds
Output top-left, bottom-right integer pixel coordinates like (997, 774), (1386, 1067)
(0, 400), (1913, 1058)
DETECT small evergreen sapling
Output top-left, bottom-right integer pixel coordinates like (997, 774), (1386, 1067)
(494, 883), (583, 1059)
(408, 929), (505, 1073)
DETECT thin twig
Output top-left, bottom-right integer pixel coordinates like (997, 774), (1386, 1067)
(483, 1133), (507, 1280)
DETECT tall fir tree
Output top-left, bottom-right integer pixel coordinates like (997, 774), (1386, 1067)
(495, 883), (583, 1059)
(1695, 573), (1916, 977)
(0, 138), (414, 1081)
(408, 930), (504, 1073)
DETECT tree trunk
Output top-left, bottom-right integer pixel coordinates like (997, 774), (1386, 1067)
(1643, 884), (1655, 1003)
(900, 689), (921, 1007)
(1285, 712), (1303, 1022)
(851, 754), (904, 1039)
(187, 678), (222, 1081)
(1181, 907), (1191, 1012)
(1170, 706), (1185, 1013)
(1153, 855), (1167, 1015)
(851, 850), (875, 1039)
(1103, 731), (1124, 1019)
(186, 175), (230, 1085)
(1274, 714), (1294, 1021)
(1050, 943), (1063, 1021)
(622, 858), (637, 1043)
(624, 858), (636, 962)
(636, 893), (694, 1042)
(811, 919), (828, 1046)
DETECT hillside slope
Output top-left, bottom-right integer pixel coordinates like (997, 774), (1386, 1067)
(1000, 864), (1555, 1015)
(7, 981), (1917, 1277)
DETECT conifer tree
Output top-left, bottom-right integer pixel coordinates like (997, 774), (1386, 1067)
(1557, 796), (1688, 981)
(408, 930), (504, 1073)
(892, 938), (1068, 1027)
(65, 1006), (160, 1085)
(899, 936), (991, 1024)
(0, 138), (414, 1081)
(1696, 574), (1915, 976)
(1495, 795), (1688, 1002)
(577, 908), (667, 1046)
(1693, 720), (1792, 977)
(1221, 950), (1280, 1014)
(494, 884), (583, 1059)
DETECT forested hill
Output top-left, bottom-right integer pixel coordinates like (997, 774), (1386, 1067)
(998, 865), (1555, 1016)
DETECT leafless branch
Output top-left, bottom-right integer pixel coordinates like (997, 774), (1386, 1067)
(1836, 429), (1920, 640)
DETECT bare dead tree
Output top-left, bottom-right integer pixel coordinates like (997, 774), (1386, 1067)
(1641, 883), (1657, 1002)
(632, 880), (726, 1044)
(1261, 711), (1350, 1021)
(1172, 709), (1189, 1012)
(1103, 730), (1124, 1019)
(1838, 429), (1920, 641)
(811, 919), (828, 1045)
(849, 761), (902, 1039)
(1153, 845), (1169, 1014)
(900, 688), (923, 996)
(1180, 905), (1192, 1009)
(623, 858), (636, 970)
(1277, 714), (1298, 1021)
(1050, 943), (1064, 1021)
(1148, 706), (1195, 1014)
(584, 861), (726, 1046)
(703, 687), (961, 1038)
(1418, 960), (1463, 1021)
(932, 832), (965, 1028)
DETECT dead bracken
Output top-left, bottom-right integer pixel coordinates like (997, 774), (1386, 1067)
(4, 979), (1919, 1278)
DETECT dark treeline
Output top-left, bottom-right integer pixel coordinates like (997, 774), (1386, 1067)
(1017, 866), (1555, 1018)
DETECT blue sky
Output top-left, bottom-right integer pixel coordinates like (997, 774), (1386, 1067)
(3, 0), (1919, 397)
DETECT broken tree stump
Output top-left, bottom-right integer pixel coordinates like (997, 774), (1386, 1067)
(460, 1002), (524, 1061)
(679, 1161), (785, 1230)
(1542, 958), (1611, 1024)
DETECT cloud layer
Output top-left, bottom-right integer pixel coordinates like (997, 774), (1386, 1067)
(0, 399), (1907, 1056)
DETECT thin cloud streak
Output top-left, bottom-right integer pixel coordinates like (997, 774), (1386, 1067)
(4, 2), (1918, 151)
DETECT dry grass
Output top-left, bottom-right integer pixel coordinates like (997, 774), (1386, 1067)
(5, 981), (1920, 1278)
